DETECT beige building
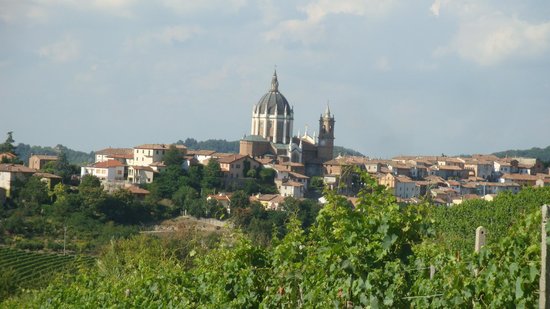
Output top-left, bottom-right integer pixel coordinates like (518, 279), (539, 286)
(95, 148), (133, 163)
(217, 154), (261, 180)
(129, 144), (187, 167)
(28, 155), (57, 170)
(0, 164), (37, 198)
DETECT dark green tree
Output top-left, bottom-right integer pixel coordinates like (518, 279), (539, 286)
(163, 145), (184, 167)
(230, 190), (250, 209)
(202, 160), (222, 190)
(18, 176), (49, 206)
(0, 131), (15, 154)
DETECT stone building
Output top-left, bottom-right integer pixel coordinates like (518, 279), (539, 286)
(240, 70), (335, 176)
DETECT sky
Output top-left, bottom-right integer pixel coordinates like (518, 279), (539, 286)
(0, 0), (549, 158)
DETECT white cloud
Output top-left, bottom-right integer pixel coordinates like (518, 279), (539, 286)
(265, 0), (396, 44)
(375, 56), (390, 71)
(161, 0), (247, 14)
(431, 1), (550, 65)
(126, 25), (202, 50)
(38, 36), (80, 63)
(443, 13), (550, 65)
(429, 0), (441, 17)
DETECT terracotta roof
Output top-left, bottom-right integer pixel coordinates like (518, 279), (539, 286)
(188, 150), (216, 156)
(288, 171), (309, 179)
(108, 153), (134, 159)
(501, 173), (540, 181)
(395, 175), (413, 182)
(281, 161), (305, 167)
(149, 161), (166, 167)
(0, 164), (37, 173)
(134, 144), (186, 150)
(324, 155), (369, 166)
(280, 180), (304, 187)
(125, 186), (150, 195)
(207, 193), (232, 201)
(95, 148), (133, 156)
(34, 172), (62, 179)
(436, 165), (463, 171)
(93, 160), (124, 168)
(131, 166), (155, 172)
(0, 152), (16, 159)
(217, 154), (248, 164)
(30, 155), (58, 160)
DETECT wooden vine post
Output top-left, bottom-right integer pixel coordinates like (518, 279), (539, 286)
(540, 205), (549, 309)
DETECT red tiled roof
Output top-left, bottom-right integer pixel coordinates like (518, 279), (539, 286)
(134, 144), (186, 150)
(0, 164), (36, 173)
(34, 172), (62, 179)
(95, 148), (133, 156)
(126, 186), (150, 195)
(217, 154), (248, 164)
(0, 153), (16, 159)
(93, 160), (124, 168)
(30, 155), (58, 160)
(132, 166), (155, 172)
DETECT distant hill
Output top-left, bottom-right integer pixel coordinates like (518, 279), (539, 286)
(333, 146), (364, 157)
(177, 138), (239, 153)
(493, 145), (550, 163)
(15, 143), (94, 165)
(177, 138), (363, 158)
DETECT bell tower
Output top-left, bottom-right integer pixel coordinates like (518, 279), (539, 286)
(318, 103), (335, 162)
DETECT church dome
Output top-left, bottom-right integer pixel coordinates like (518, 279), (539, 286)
(254, 71), (291, 115)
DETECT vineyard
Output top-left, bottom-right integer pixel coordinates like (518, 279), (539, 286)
(0, 247), (95, 300)
(2, 173), (550, 307)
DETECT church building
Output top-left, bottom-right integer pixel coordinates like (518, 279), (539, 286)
(239, 71), (335, 176)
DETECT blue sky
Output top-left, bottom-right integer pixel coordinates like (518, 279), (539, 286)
(1, 0), (549, 157)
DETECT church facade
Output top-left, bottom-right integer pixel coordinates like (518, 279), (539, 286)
(239, 71), (335, 176)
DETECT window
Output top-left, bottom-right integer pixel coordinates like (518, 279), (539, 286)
(236, 164), (241, 168)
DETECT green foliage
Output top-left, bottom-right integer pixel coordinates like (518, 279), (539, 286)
(4, 172), (550, 307)
(18, 176), (49, 207)
(180, 138), (239, 153)
(162, 144), (184, 167)
(432, 187), (550, 252)
(493, 144), (550, 162)
(0, 131), (15, 154)
(15, 143), (93, 165)
(202, 160), (222, 190)
(332, 145), (364, 158)
(0, 247), (95, 302)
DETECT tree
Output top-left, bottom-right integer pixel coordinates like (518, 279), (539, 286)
(80, 174), (101, 189)
(18, 176), (49, 207)
(202, 160), (222, 190)
(258, 168), (276, 184)
(163, 145), (184, 167)
(0, 131), (15, 154)
(230, 190), (249, 209)
(172, 185), (198, 214)
(54, 151), (73, 183)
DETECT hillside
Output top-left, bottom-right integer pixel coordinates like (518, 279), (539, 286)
(178, 137), (363, 158)
(493, 145), (550, 162)
(15, 143), (94, 165)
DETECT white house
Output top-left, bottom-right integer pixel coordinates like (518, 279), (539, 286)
(276, 179), (305, 198)
(81, 160), (125, 183)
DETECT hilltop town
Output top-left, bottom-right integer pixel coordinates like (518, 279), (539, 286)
(1, 71), (549, 210)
